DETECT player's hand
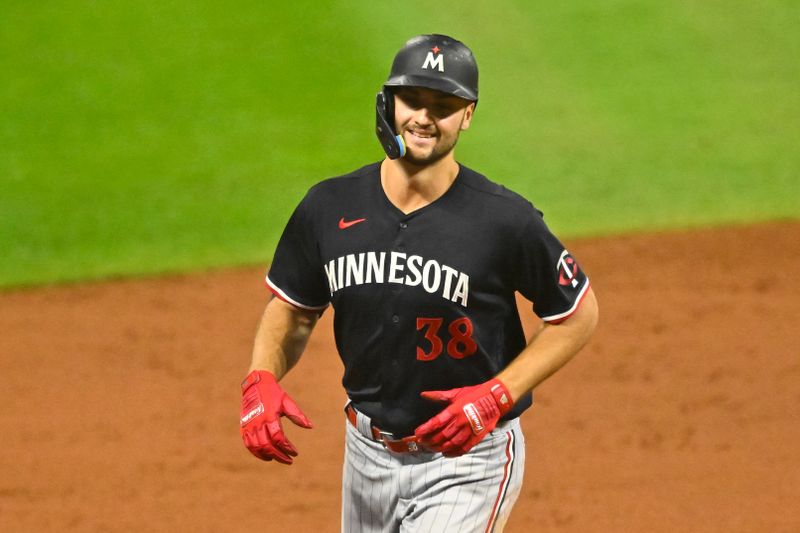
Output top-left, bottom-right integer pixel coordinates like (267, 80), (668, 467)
(415, 378), (513, 457)
(239, 369), (313, 465)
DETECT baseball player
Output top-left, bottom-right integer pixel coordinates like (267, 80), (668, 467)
(240, 34), (598, 532)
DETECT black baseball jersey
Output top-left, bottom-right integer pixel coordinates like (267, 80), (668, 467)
(267, 162), (590, 437)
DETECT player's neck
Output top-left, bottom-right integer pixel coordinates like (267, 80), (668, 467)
(380, 155), (459, 214)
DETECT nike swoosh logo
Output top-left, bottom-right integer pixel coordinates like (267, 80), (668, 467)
(338, 217), (366, 229)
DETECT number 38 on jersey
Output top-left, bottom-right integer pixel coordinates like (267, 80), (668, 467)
(416, 316), (477, 360)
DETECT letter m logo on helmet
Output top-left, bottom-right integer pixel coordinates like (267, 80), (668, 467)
(422, 50), (445, 72)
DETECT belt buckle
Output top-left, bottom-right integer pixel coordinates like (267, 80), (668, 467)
(378, 430), (421, 453)
(377, 430), (396, 445)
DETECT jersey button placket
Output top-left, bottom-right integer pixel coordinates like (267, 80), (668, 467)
(384, 218), (408, 400)
(389, 219), (410, 326)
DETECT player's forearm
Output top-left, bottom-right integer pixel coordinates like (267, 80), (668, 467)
(248, 297), (319, 380)
(497, 288), (598, 401)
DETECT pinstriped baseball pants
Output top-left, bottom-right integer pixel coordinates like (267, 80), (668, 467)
(341, 418), (525, 532)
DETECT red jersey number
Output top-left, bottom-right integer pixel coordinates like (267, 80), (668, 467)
(416, 317), (477, 361)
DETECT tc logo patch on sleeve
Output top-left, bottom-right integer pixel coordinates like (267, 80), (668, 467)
(557, 250), (581, 288)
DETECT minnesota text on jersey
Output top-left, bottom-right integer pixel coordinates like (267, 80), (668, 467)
(323, 251), (470, 307)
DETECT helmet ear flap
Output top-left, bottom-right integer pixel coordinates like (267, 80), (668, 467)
(375, 89), (406, 159)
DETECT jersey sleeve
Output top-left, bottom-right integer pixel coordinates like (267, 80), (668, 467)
(265, 192), (330, 311)
(513, 207), (590, 323)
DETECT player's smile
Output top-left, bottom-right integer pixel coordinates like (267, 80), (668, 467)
(402, 125), (444, 161)
(407, 128), (437, 144)
(409, 129), (435, 139)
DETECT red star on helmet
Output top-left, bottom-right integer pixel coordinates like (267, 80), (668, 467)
(432, 46), (441, 54)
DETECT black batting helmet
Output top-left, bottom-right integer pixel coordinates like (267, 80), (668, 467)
(384, 34), (479, 103)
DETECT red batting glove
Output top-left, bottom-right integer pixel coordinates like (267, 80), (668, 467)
(239, 369), (313, 465)
(414, 378), (513, 457)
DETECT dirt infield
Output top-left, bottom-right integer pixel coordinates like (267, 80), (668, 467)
(1, 221), (798, 532)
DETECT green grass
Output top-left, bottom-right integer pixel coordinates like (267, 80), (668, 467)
(1, 1), (798, 288)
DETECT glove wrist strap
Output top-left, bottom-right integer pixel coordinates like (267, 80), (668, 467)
(241, 369), (276, 392)
(488, 378), (514, 415)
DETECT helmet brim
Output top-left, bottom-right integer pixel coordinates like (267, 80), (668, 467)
(384, 74), (478, 103)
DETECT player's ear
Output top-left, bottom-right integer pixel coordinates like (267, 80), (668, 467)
(460, 102), (476, 131)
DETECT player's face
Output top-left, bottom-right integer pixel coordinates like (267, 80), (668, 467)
(393, 87), (475, 166)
